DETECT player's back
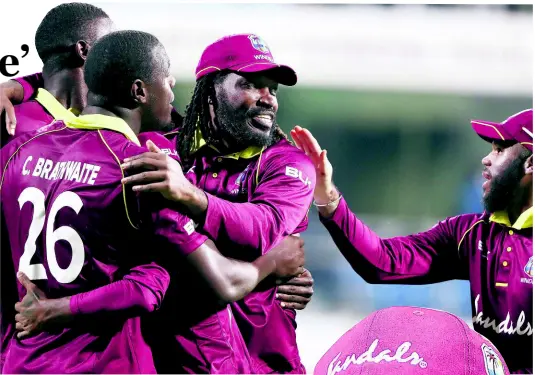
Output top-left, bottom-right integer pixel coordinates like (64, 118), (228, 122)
(0, 118), (166, 374)
(1, 88), (75, 148)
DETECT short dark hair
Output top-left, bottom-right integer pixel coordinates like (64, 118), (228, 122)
(84, 30), (169, 107)
(35, 3), (110, 69)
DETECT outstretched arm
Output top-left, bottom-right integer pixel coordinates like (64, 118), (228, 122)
(291, 126), (464, 284)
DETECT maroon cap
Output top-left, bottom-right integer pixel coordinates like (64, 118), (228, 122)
(471, 109), (533, 152)
(314, 306), (509, 375)
(195, 34), (297, 86)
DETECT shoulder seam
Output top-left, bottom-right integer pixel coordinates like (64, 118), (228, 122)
(0, 124), (65, 190)
(457, 219), (485, 254)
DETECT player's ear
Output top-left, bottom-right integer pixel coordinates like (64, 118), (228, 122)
(74, 40), (90, 61)
(524, 154), (533, 175)
(131, 79), (148, 104)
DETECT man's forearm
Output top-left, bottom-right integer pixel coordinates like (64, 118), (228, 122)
(1, 80), (24, 103)
(40, 296), (73, 325)
(181, 185), (209, 221)
(316, 187), (341, 218)
(221, 254), (277, 302)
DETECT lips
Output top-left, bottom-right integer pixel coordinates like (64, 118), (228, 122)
(251, 113), (274, 129)
(482, 170), (491, 191)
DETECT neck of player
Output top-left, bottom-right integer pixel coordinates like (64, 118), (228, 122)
(82, 100), (142, 135)
(507, 180), (532, 224)
(43, 68), (87, 114)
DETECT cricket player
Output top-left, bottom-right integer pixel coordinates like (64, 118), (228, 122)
(0, 27), (315, 314)
(0, 3), (115, 371)
(0, 3), (116, 147)
(290, 109), (533, 374)
(120, 34), (316, 373)
(1, 30), (306, 373)
(0, 23), (314, 371)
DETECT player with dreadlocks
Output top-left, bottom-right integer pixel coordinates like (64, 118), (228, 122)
(121, 33), (316, 373)
(177, 69), (289, 168)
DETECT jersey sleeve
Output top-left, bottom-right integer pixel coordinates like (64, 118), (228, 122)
(13, 72), (44, 102)
(201, 146), (315, 258)
(320, 196), (468, 284)
(123, 136), (208, 258)
(70, 262), (170, 315)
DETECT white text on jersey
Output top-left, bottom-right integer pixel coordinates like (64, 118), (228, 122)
(285, 166), (311, 187)
(473, 294), (533, 336)
(22, 156), (101, 185)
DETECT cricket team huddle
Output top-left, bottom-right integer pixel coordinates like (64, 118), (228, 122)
(0, 3), (532, 375)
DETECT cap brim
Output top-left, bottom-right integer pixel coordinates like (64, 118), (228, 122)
(233, 62), (297, 86)
(471, 120), (515, 143)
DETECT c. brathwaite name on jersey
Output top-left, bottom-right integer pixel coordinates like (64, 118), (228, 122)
(22, 156), (101, 185)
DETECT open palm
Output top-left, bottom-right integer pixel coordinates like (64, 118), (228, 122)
(290, 126), (334, 204)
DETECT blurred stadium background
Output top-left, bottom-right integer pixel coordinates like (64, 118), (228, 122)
(1, 2), (532, 371)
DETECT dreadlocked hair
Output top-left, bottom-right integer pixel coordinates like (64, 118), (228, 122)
(177, 71), (290, 168)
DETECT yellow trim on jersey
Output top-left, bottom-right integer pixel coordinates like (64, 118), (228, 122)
(457, 220), (485, 252)
(69, 107), (81, 116)
(490, 207), (533, 230)
(0, 124), (65, 190)
(495, 283), (508, 288)
(190, 124), (264, 160)
(96, 130), (139, 230)
(35, 89), (77, 121)
(65, 114), (140, 146)
(255, 147), (264, 186)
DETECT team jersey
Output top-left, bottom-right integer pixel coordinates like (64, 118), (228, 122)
(0, 115), (205, 373)
(320, 197), (533, 374)
(172, 127), (315, 374)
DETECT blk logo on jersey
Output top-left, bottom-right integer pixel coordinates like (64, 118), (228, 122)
(160, 148), (178, 157)
(285, 166), (311, 188)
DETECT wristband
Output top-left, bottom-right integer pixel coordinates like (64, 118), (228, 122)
(313, 195), (342, 208)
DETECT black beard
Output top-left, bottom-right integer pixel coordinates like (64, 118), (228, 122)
(483, 156), (526, 213)
(213, 97), (277, 150)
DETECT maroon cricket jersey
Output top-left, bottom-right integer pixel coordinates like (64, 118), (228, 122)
(179, 129), (315, 374)
(1, 87), (77, 148)
(0, 87), (77, 370)
(0, 115), (206, 373)
(320, 196), (533, 374)
(137, 132), (254, 375)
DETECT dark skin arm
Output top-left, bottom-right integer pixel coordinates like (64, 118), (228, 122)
(276, 269), (314, 310)
(120, 140), (315, 310)
(14, 236), (306, 338)
(15, 273), (72, 339)
(0, 80), (24, 135)
(186, 237), (305, 302)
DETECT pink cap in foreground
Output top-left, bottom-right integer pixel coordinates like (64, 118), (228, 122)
(314, 306), (509, 375)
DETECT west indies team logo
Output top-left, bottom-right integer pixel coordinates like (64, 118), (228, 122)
(481, 344), (506, 375)
(249, 34), (270, 54)
(524, 256), (533, 278)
